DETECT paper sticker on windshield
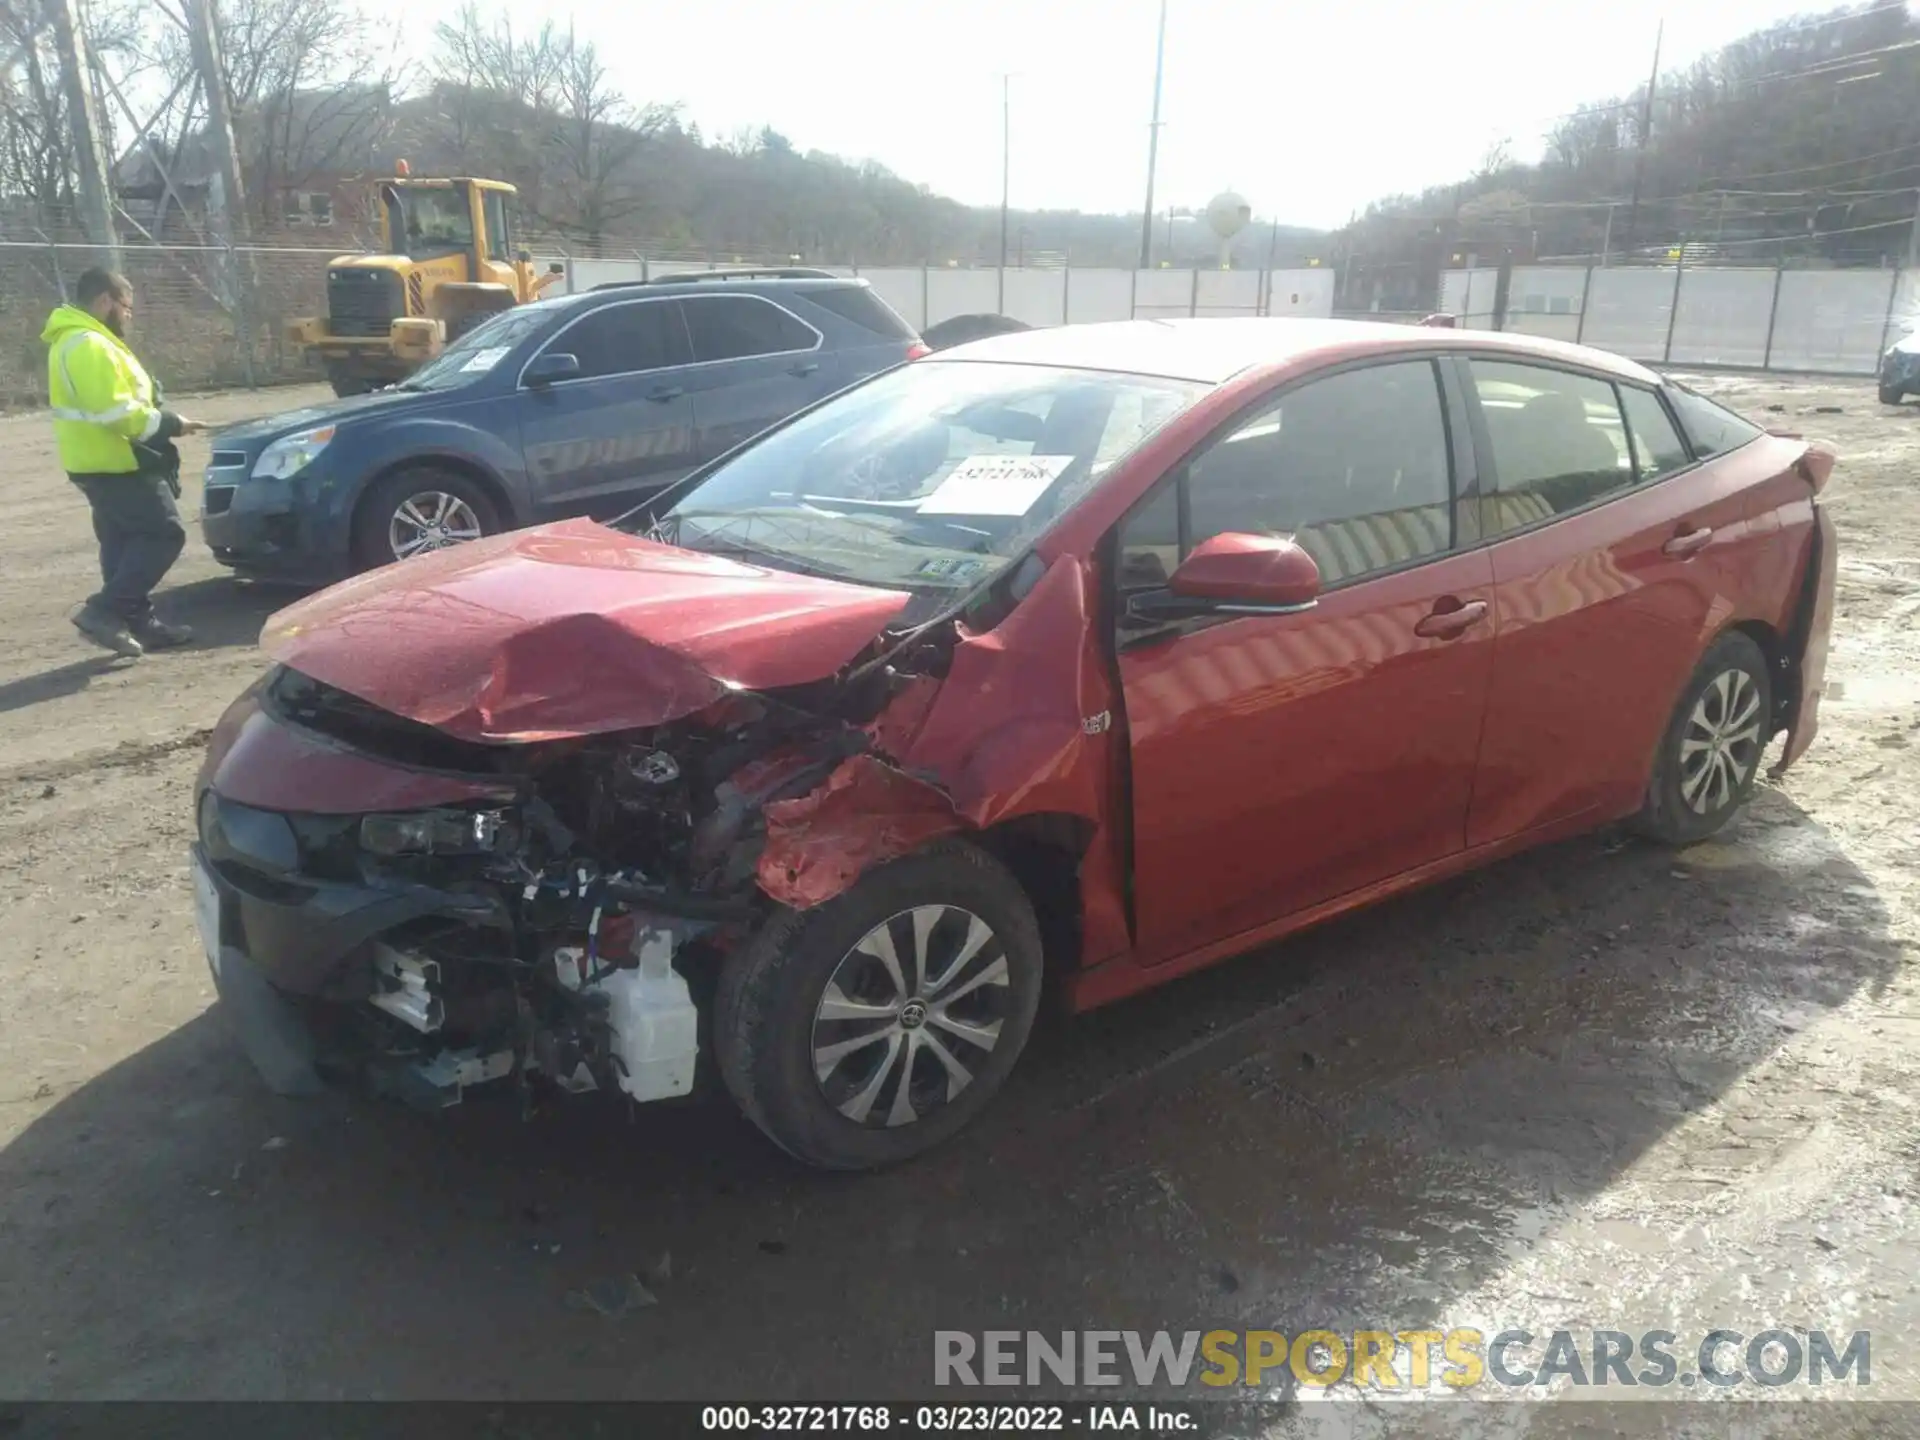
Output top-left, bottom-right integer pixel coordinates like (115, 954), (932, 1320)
(913, 556), (990, 581)
(460, 346), (512, 373)
(917, 454), (1073, 516)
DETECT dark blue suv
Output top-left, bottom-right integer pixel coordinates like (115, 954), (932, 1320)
(201, 271), (926, 579)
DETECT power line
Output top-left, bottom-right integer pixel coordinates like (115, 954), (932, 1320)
(1506, 30), (1920, 142)
(1701, 138), (1920, 187)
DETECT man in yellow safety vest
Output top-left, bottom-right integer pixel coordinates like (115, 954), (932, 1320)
(44, 267), (206, 658)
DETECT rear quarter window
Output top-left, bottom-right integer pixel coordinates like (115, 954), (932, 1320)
(1665, 383), (1764, 459)
(804, 285), (918, 341)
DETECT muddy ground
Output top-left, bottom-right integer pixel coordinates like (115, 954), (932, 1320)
(0, 374), (1917, 1429)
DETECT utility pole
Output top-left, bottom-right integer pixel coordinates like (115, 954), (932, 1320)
(186, 0), (256, 384)
(186, 0), (248, 247)
(999, 73), (1011, 295)
(48, 0), (118, 258)
(1908, 186), (1920, 270)
(1138, 0), (1168, 269)
(1620, 19), (1663, 261)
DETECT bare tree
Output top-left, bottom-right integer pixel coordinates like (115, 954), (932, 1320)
(546, 31), (675, 241)
(0, 0), (146, 223)
(133, 0), (408, 230)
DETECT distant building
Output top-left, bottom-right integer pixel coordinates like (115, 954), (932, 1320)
(114, 85), (395, 236)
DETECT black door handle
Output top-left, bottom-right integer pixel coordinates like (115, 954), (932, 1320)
(647, 386), (683, 403)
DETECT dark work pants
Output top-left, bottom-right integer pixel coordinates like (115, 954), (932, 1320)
(70, 473), (186, 621)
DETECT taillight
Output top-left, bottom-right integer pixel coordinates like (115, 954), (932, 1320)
(906, 340), (932, 361)
(1797, 445), (1836, 495)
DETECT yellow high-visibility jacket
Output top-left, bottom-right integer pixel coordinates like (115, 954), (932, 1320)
(42, 305), (179, 476)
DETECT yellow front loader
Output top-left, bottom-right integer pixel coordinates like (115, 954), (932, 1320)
(287, 167), (566, 396)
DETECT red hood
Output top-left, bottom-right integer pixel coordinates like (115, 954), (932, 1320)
(260, 519), (911, 742)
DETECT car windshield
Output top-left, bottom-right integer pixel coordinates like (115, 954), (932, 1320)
(397, 307), (555, 391)
(638, 360), (1208, 603)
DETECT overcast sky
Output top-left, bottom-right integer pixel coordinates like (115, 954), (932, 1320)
(409, 0), (1884, 229)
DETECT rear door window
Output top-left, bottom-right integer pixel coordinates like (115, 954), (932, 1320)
(683, 295), (819, 362)
(1468, 360), (1633, 537)
(1619, 386), (1693, 481)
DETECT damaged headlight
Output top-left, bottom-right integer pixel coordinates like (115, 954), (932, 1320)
(359, 807), (517, 857)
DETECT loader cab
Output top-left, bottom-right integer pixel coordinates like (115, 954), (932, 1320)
(378, 177), (540, 295)
(379, 179), (481, 270)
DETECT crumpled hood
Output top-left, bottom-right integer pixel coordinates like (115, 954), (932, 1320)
(261, 518), (912, 742)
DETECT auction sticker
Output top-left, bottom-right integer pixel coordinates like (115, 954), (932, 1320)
(916, 455), (1072, 516)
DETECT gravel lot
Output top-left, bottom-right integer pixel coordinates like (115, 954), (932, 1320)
(0, 373), (1916, 1426)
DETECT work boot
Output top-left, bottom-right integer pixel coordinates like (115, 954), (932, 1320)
(131, 614), (194, 651)
(72, 602), (144, 658)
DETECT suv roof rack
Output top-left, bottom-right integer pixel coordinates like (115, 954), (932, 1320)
(589, 267), (842, 292)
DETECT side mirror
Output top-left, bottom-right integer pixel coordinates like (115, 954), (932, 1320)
(1127, 532), (1320, 624)
(522, 352), (580, 388)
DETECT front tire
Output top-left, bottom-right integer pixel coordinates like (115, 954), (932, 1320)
(1881, 382), (1906, 406)
(326, 363), (375, 399)
(715, 841), (1044, 1170)
(1632, 632), (1773, 845)
(351, 466), (500, 571)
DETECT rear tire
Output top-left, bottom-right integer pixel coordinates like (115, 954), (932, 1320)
(350, 466), (501, 572)
(715, 840), (1044, 1170)
(1632, 632), (1773, 845)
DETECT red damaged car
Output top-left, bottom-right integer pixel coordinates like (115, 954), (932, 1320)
(191, 319), (1837, 1169)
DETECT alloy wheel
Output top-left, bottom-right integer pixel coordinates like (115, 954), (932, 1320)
(1679, 668), (1763, 815)
(810, 905), (1011, 1129)
(388, 490), (484, 560)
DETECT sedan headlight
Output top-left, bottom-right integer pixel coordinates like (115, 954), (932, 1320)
(359, 807), (516, 857)
(251, 425), (337, 480)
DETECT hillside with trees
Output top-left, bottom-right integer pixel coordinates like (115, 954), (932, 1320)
(1341, 1), (1920, 308)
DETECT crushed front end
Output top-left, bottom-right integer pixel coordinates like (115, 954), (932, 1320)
(191, 662), (885, 1112)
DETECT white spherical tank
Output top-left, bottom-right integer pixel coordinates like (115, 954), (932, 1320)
(1206, 191), (1252, 240)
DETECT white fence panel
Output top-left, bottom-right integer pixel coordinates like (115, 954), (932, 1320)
(1459, 268), (1502, 328)
(1001, 268), (1067, 327)
(1195, 268), (1261, 317)
(1769, 270), (1899, 374)
(1893, 269), (1920, 340)
(1581, 268), (1676, 360)
(568, 257), (645, 291)
(925, 268), (1001, 325)
(1134, 269), (1194, 318)
(1266, 269), (1336, 318)
(1440, 271), (1470, 317)
(859, 267), (925, 329)
(1067, 268), (1134, 324)
(1667, 268), (1775, 368)
(1503, 266), (1586, 342)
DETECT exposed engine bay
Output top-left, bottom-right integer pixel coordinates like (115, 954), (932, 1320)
(221, 633), (959, 1111)
(194, 535), (1109, 1119)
